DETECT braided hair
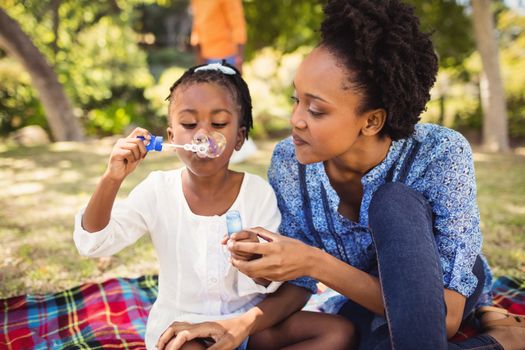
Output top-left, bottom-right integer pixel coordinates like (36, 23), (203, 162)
(166, 62), (253, 139)
(320, 0), (438, 140)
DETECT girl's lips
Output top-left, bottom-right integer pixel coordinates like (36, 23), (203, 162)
(292, 134), (307, 146)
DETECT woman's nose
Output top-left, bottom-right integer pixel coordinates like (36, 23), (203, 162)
(290, 107), (307, 129)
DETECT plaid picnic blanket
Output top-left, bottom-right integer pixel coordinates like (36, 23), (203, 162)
(1, 275), (523, 350)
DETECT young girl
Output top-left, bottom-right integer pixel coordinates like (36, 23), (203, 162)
(74, 63), (355, 350)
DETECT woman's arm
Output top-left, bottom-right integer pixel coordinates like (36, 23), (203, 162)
(231, 230), (384, 315)
(157, 283), (311, 350)
(231, 228), (466, 338)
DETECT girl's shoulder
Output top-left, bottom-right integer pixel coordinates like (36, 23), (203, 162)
(241, 172), (275, 195)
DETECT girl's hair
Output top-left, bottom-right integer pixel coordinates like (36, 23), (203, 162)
(320, 0), (438, 140)
(166, 62), (253, 139)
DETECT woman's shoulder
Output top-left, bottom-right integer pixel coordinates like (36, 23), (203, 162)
(413, 123), (472, 157)
(414, 123), (470, 147)
(268, 137), (301, 184)
(271, 137), (296, 163)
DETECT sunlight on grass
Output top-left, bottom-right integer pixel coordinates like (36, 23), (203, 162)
(0, 139), (524, 298)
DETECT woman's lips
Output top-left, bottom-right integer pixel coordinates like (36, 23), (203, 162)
(292, 134), (307, 146)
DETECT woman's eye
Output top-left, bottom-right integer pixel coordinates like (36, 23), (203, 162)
(212, 123), (227, 128)
(290, 96), (299, 104)
(308, 109), (324, 117)
(181, 123), (197, 129)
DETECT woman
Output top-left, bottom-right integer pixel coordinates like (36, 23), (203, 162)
(158, 1), (525, 349)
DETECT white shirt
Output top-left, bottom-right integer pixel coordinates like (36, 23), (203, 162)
(74, 169), (282, 349)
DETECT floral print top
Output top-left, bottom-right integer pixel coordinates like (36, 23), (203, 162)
(268, 123), (492, 313)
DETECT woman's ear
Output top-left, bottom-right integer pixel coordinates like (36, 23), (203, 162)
(235, 127), (247, 151)
(362, 109), (387, 136)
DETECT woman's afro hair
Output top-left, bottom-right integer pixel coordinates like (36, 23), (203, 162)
(321, 0), (438, 140)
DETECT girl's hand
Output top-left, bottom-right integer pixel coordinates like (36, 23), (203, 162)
(221, 231), (260, 261)
(228, 227), (317, 281)
(157, 317), (250, 350)
(105, 128), (150, 182)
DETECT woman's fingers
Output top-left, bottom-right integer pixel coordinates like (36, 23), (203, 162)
(229, 230), (254, 241)
(231, 256), (274, 279)
(247, 226), (280, 242)
(230, 241), (271, 255)
(207, 333), (236, 350)
(157, 327), (176, 349)
(157, 322), (227, 350)
(164, 330), (194, 350)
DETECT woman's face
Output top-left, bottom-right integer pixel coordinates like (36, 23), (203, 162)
(291, 46), (369, 164)
(167, 82), (245, 176)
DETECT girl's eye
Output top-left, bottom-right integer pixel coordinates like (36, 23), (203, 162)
(181, 123), (197, 129)
(290, 96), (299, 104)
(212, 123), (227, 128)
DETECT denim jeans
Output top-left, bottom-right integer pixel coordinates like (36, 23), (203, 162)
(338, 182), (503, 350)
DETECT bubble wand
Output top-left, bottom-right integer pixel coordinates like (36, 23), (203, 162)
(138, 131), (226, 158)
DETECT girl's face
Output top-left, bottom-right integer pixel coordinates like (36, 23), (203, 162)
(291, 46), (370, 164)
(167, 82), (245, 176)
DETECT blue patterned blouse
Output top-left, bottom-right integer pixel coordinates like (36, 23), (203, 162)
(268, 123), (493, 314)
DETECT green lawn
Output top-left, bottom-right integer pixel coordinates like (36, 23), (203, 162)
(0, 139), (524, 298)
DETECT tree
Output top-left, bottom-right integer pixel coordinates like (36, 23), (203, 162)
(0, 8), (83, 141)
(471, 0), (510, 152)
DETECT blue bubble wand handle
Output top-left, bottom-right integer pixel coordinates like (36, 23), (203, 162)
(137, 133), (225, 158)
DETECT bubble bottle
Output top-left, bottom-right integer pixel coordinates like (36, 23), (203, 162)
(139, 131), (226, 158)
(225, 210), (242, 236)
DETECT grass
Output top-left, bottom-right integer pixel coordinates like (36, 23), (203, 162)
(0, 139), (524, 298)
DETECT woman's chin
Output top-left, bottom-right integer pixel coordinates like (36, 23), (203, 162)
(295, 150), (321, 165)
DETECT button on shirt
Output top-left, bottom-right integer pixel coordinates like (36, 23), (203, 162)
(74, 169), (282, 349)
(268, 124), (493, 314)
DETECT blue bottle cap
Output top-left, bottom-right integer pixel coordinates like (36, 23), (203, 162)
(148, 135), (163, 151)
(226, 210), (242, 236)
(138, 134), (163, 152)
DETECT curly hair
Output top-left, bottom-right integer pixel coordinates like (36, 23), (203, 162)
(166, 62), (253, 139)
(320, 0), (438, 140)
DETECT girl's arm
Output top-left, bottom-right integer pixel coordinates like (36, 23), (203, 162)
(82, 128), (149, 232)
(157, 283), (310, 350)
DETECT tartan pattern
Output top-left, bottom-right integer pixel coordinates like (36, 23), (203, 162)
(1, 276), (523, 349)
(0, 276), (158, 350)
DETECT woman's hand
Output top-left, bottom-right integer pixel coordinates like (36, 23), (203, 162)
(221, 231), (260, 261)
(157, 317), (250, 350)
(228, 227), (317, 282)
(105, 127), (150, 182)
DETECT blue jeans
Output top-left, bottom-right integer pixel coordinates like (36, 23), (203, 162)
(338, 182), (503, 350)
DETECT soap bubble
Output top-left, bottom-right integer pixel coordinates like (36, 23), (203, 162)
(190, 131), (226, 158)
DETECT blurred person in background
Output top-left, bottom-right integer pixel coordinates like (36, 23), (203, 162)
(190, 0), (246, 72)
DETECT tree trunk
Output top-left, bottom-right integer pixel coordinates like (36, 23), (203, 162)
(0, 8), (83, 141)
(471, 0), (509, 153)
